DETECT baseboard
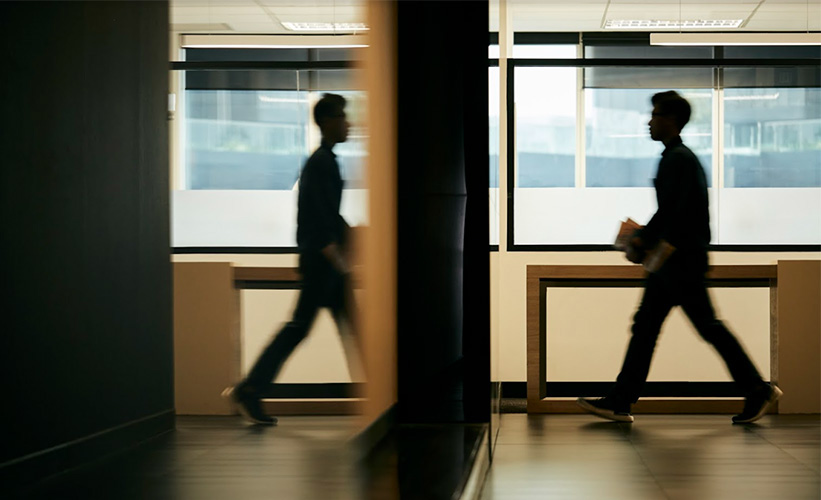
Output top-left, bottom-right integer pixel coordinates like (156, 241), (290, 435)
(350, 404), (396, 461)
(527, 399), (769, 414)
(503, 381), (748, 399)
(0, 409), (175, 491)
(457, 426), (491, 500)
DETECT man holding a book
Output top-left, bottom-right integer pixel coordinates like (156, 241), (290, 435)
(578, 91), (781, 424)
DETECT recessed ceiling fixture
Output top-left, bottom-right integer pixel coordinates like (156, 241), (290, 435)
(650, 33), (821, 46)
(180, 35), (368, 49)
(604, 19), (743, 30)
(282, 22), (369, 32)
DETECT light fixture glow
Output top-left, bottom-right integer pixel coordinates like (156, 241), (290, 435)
(282, 22), (369, 32)
(605, 19), (743, 30)
(724, 93), (781, 101)
(651, 33), (821, 46)
(180, 35), (368, 49)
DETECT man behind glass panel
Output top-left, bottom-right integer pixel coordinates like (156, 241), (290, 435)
(225, 93), (358, 425)
(577, 91), (781, 424)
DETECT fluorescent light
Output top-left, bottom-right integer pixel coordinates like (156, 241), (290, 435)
(605, 19), (743, 30)
(181, 35), (368, 49)
(258, 96), (309, 104)
(725, 93), (781, 101)
(282, 22), (369, 32)
(651, 33), (821, 46)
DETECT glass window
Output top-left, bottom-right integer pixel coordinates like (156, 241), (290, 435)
(185, 90), (309, 190)
(724, 88), (821, 188)
(512, 45), (576, 59)
(489, 44), (499, 59)
(330, 91), (368, 188)
(584, 45), (712, 59)
(514, 67), (577, 187)
(490, 67), (500, 245)
(585, 88), (713, 187)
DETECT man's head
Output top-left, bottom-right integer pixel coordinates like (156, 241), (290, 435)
(648, 90), (691, 143)
(314, 93), (349, 145)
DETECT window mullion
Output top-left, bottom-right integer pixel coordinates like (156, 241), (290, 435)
(576, 43), (585, 189)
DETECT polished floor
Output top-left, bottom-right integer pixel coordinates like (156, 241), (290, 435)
(480, 414), (820, 500)
(17, 415), (483, 500)
(20, 416), (362, 499)
(14, 413), (820, 500)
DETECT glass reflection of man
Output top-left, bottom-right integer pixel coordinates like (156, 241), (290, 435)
(226, 93), (360, 425)
(577, 91), (781, 424)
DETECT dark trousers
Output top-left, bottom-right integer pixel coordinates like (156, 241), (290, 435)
(243, 254), (358, 391)
(609, 268), (764, 408)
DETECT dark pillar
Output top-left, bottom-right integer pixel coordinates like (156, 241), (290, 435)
(0, 1), (172, 487)
(396, 0), (489, 423)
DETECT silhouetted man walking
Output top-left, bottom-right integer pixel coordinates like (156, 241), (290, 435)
(226, 93), (358, 425)
(577, 91), (781, 424)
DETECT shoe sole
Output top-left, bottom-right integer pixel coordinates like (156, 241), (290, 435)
(576, 398), (634, 423)
(733, 385), (783, 424)
(222, 387), (277, 426)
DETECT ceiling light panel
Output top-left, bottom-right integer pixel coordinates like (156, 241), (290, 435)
(281, 22), (369, 32)
(604, 2), (757, 28)
(605, 19), (744, 29)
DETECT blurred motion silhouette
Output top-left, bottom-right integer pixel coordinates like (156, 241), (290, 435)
(577, 91), (781, 425)
(225, 93), (362, 425)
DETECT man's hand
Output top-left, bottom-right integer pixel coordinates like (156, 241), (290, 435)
(321, 242), (350, 275)
(625, 235), (646, 264)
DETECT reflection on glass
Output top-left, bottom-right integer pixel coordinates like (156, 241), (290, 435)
(515, 67), (577, 187)
(490, 67), (500, 245)
(185, 89), (367, 190)
(585, 88), (713, 187)
(186, 90), (308, 190)
(327, 91), (368, 189)
(724, 88), (821, 187)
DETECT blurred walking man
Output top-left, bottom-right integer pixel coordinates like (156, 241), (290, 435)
(225, 93), (360, 425)
(577, 91), (781, 424)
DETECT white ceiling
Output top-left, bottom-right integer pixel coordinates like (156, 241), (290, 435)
(170, 0), (821, 34)
(170, 0), (367, 33)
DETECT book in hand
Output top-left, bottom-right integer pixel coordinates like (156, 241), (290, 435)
(614, 218), (642, 251)
(614, 218), (676, 273)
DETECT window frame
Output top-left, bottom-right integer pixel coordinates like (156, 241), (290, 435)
(171, 52), (361, 254)
(503, 47), (821, 252)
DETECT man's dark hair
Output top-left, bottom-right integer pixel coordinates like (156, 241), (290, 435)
(314, 93), (347, 127)
(651, 90), (691, 131)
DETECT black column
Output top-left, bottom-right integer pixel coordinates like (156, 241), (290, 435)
(396, 0), (489, 423)
(0, 1), (172, 487)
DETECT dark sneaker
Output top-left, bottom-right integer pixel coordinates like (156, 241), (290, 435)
(222, 385), (277, 426)
(576, 397), (634, 423)
(733, 384), (783, 424)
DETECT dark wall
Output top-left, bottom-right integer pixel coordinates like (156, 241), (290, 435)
(396, 1), (489, 423)
(0, 0), (172, 484)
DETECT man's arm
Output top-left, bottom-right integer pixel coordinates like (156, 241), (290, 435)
(302, 160), (348, 273)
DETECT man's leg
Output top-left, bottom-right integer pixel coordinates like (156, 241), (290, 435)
(611, 274), (676, 407)
(578, 274), (674, 422)
(331, 274), (365, 386)
(229, 280), (321, 424)
(244, 284), (322, 389)
(679, 279), (780, 423)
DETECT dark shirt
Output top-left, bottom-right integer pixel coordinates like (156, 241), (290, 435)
(639, 136), (711, 271)
(296, 142), (348, 254)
